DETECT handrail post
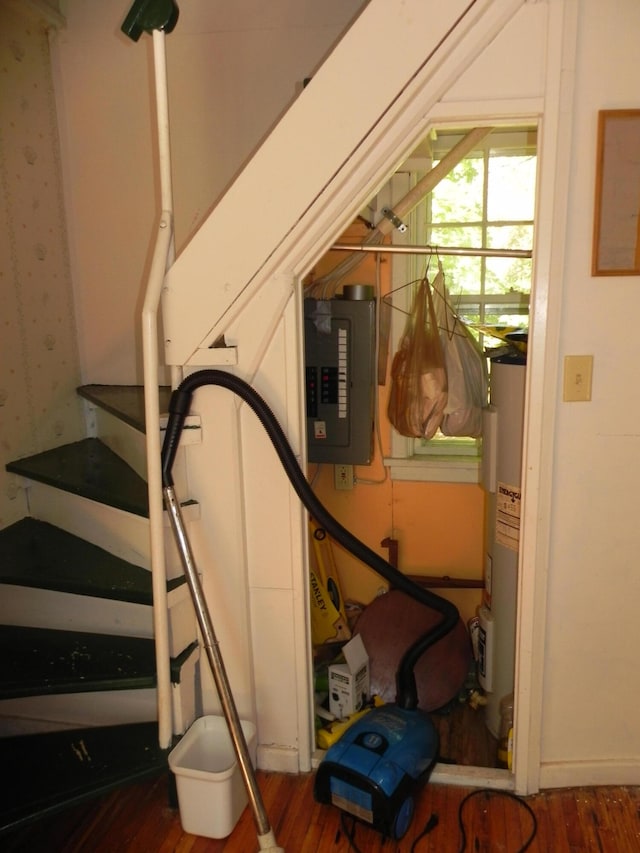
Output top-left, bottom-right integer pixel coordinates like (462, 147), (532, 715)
(122, 2), (179, 750)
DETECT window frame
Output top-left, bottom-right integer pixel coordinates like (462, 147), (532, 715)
(382, 125), (537, 484)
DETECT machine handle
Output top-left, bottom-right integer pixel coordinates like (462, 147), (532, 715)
(122, 0), (179, 42)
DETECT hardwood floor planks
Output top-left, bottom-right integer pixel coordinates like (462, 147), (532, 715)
(599, 787), (640, 852)
(4, 771), (640, 852)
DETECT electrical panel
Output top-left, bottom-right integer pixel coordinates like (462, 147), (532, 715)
(304, 295), (376, 465)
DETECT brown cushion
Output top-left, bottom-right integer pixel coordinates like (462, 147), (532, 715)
(354, 589), (472, 712)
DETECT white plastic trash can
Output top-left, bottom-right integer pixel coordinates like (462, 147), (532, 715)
(168, 715), (257, 838)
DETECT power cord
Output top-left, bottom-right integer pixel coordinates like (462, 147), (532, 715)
(335, 789), (537, 852)
(338, 810), (439, 852)
(455, 789), (538, 853)
(411, 812), (439, 850)
(339, 812), (362, 853)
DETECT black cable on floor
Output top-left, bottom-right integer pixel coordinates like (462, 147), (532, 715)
(340, 811), (363, 853)
(338, 791), (536, 852)
(411, 812), (439, 851)
(456, 789), (538, 853)
(340, 810), (439, 851)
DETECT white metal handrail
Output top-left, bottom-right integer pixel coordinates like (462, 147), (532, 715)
(141, 28), (176, 750)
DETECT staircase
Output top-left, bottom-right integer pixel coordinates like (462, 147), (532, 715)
(0, 385), (201, 836)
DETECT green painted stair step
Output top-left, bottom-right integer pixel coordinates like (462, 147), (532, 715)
(0, 516), (183, 603)
(6, 438), (149, 517)
(0, 721), (170, 835)
(77, 384), (172, 432)
(6, 437), (196, 517)
(0, 624), (156, 700)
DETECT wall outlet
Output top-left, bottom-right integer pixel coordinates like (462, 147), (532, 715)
(334, 464), (354, 490)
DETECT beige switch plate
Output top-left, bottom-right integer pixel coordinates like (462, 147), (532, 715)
(563, 355), (593, 402)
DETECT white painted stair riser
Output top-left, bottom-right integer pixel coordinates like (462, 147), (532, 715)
(25, 480), (198, 580)
(0, 645), (200, 738)
(0, 689), (158, 736)
(87, 402), (200, 489)
(0, 583), (195, 655)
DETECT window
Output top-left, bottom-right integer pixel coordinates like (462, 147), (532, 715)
(386, 125), (537, 481)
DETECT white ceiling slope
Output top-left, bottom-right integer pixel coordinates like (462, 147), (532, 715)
(163, 0), (526, 367)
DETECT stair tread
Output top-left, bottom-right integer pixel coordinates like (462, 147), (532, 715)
(0, 386), (185, 836)
(0, 624), (156, 700)
(0, 721), (169, 835)
(77, 384), (172, 433)
(0, 517), (160, 604)
(6, 438), (149, 517)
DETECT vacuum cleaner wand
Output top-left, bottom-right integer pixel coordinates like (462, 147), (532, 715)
(162, 375), (291, 852)
(162, 369), (460, 709)
(162, 485), (283, 852)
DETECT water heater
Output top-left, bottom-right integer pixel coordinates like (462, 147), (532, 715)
(478, 353), (526, 737)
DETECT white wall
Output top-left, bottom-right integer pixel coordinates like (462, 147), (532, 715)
(55, 0), (366, 384)
(0, 2), (85, 529)
(538, 0), (640, 787)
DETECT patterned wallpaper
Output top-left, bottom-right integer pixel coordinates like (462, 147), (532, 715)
(0, 2), (84, 528)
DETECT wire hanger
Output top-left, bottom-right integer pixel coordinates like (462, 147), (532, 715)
(382, 254), (469, 338)
(381, 248), (436, 315)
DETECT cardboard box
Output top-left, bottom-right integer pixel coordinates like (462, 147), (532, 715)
(328, 634), (369, 719)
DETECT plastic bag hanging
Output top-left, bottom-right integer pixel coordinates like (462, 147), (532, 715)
(431, 263), (488, 437)
(387, 274), (448, 439)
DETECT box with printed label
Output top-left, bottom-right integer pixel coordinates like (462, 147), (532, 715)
(328, 634), (370, 719)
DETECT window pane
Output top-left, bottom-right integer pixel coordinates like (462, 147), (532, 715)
(486, 223), (533, 251)
(455, 301), (481, 327)
(487, 155), (537, 221)
(484, 301), (529, 330)
(428, 224), (483, 248)
(413, 434), (481, 456)
(484, 259), (532, 296)
(431, 160), (485, 223)
(438, 256), (483, 297)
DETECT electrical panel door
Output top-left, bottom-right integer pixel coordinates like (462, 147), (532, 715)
(304, 296), (376, 464)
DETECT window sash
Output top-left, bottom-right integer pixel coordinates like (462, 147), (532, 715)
(385, 126), (536, 481)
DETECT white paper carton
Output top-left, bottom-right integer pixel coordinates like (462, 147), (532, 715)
(328, 634), (370, 719)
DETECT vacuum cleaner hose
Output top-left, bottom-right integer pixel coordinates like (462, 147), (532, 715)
(161, 369), (460, 710)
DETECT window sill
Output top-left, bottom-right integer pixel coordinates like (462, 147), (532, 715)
(384, 455), (481, 484)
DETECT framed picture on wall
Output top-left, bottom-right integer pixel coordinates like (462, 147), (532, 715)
(592, 109), (640, 276)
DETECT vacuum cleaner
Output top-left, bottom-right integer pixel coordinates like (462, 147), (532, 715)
(161, 369), (461, 845)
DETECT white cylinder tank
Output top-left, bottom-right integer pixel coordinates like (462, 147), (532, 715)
(479, 354), (526, 738)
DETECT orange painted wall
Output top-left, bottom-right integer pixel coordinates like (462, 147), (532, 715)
(306, 223), (485, 625)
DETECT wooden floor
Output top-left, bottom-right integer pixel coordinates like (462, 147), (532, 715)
(430, 700), (498, 769)
(4, 769), (639, 852)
